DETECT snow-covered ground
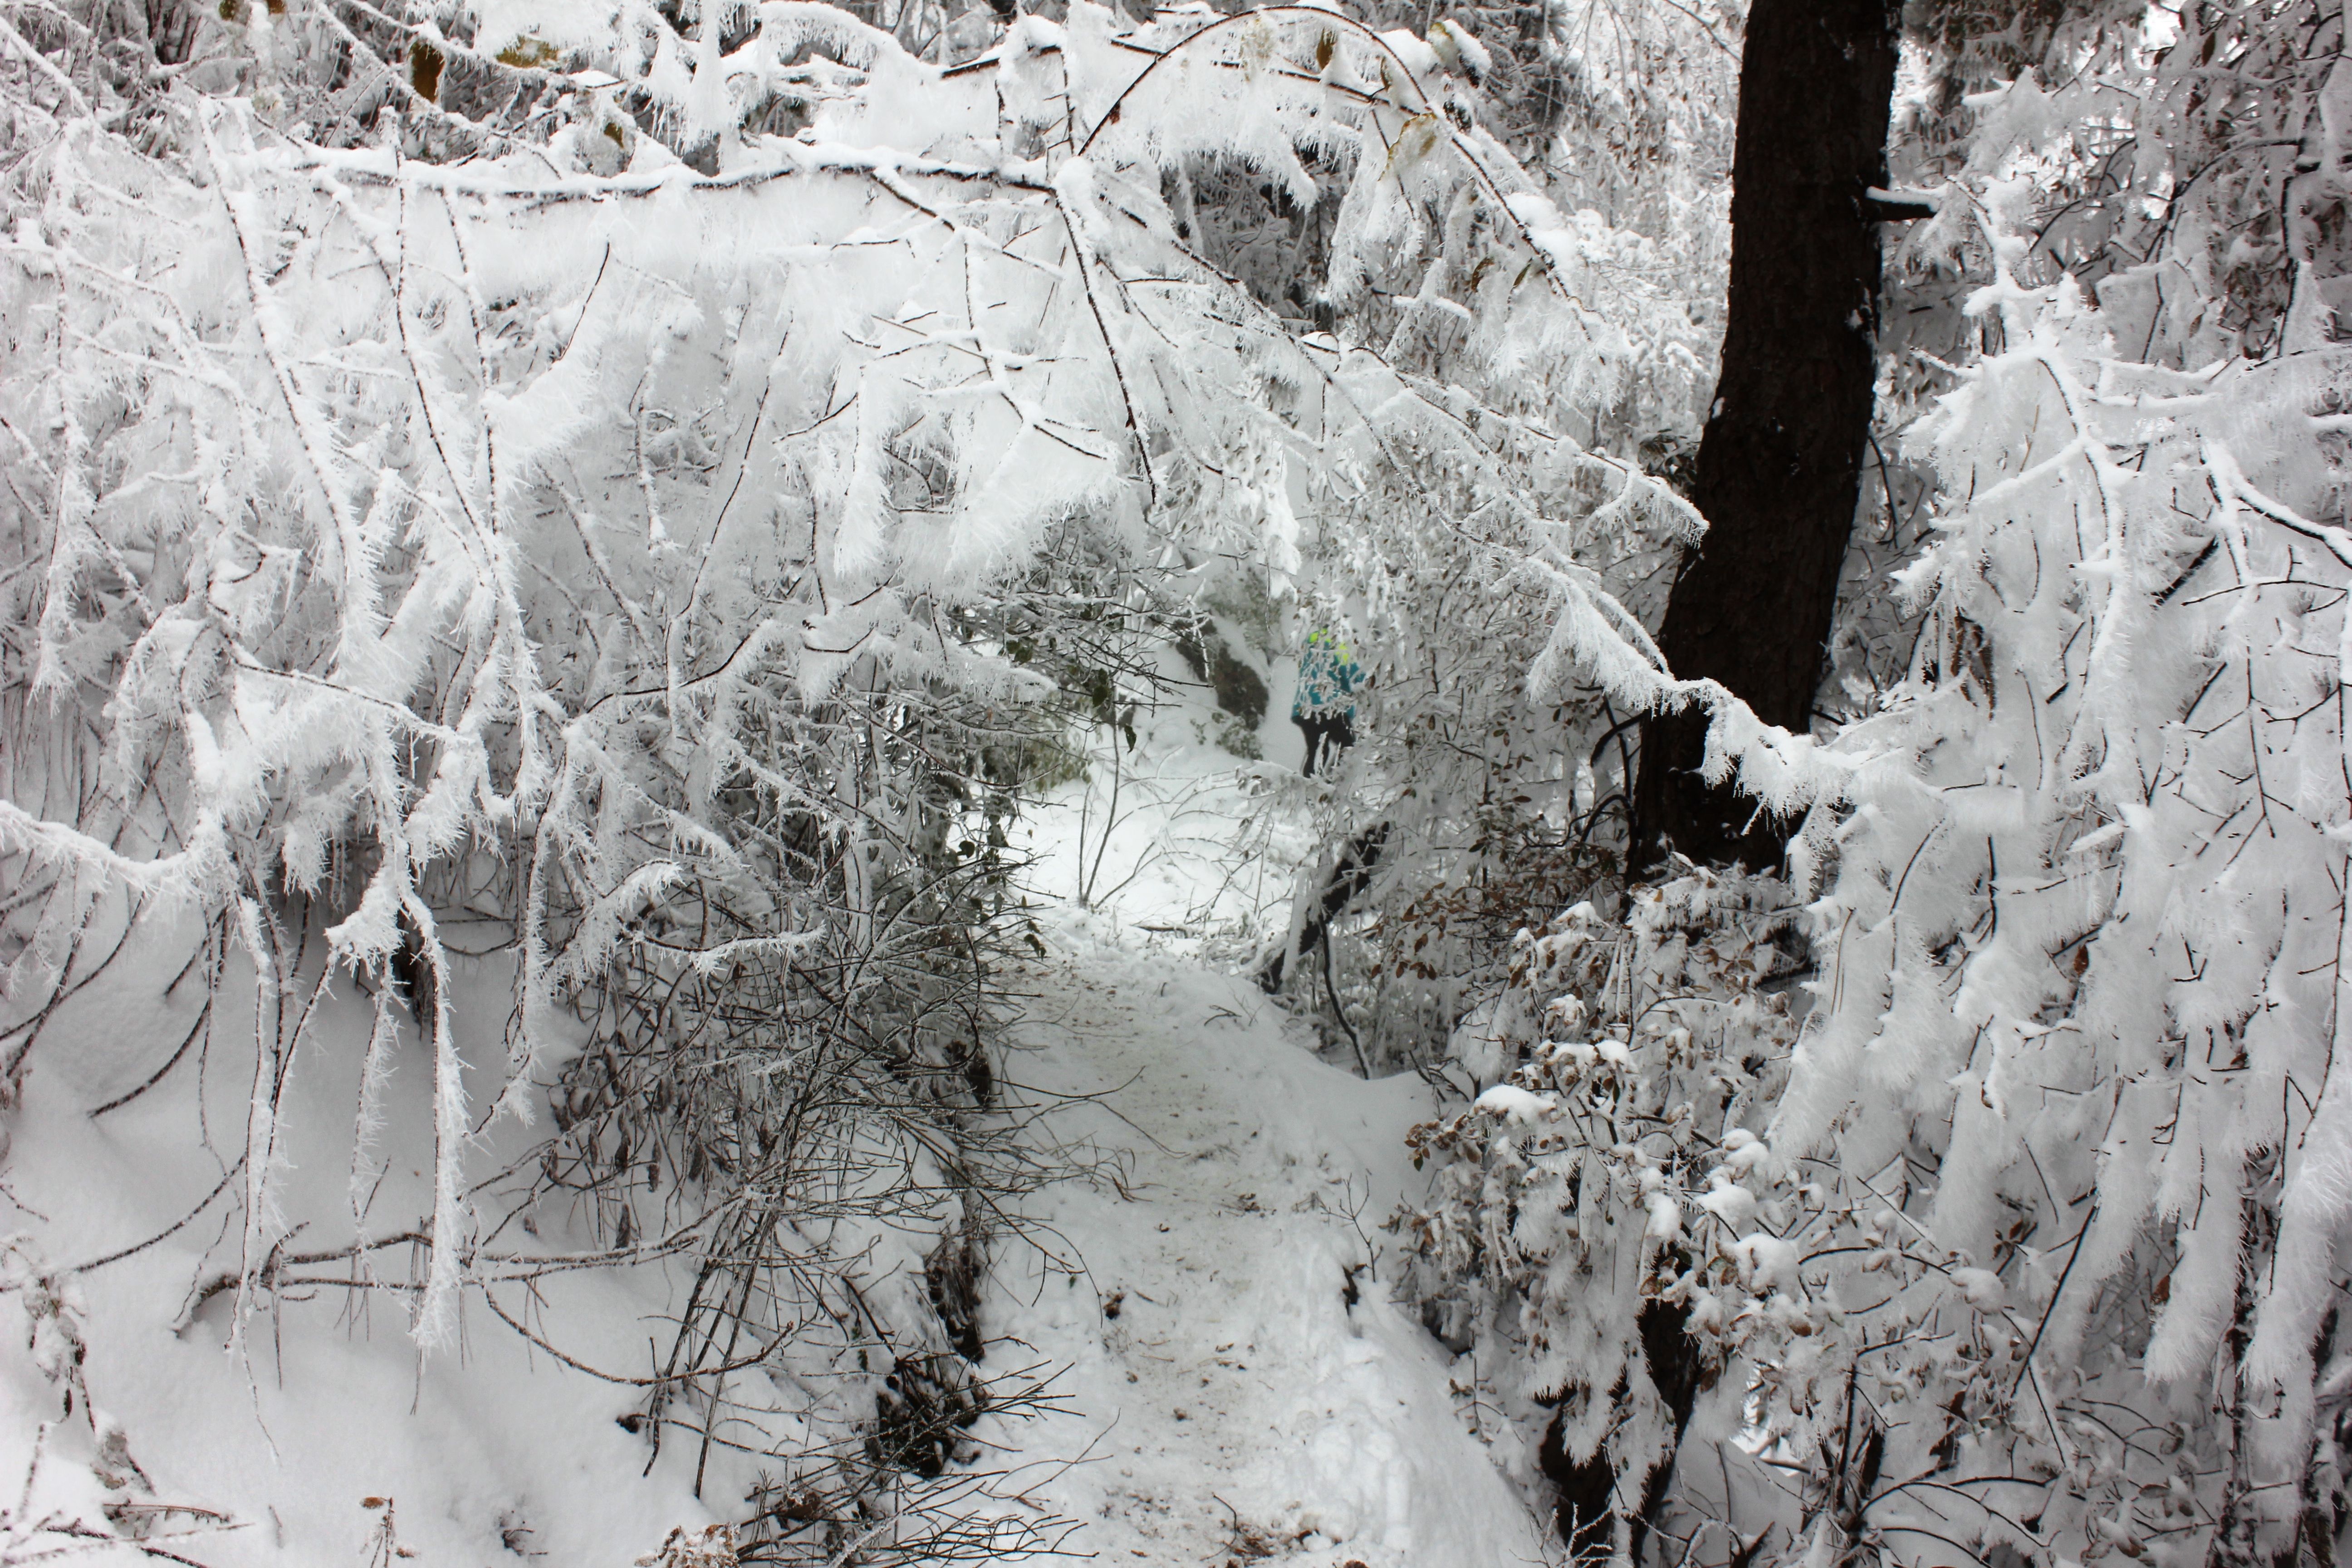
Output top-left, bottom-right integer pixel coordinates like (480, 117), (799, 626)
(964, 662), (1552, 1565)
(0, 919), (718, 1566)
(978, 912), (1554, 1568)
(1009, 637), (1318, 945)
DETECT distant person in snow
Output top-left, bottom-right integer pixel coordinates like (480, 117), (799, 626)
(1291, 627), (1361, 778)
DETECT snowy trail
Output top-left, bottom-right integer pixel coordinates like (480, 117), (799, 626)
(981, 916), (1555, 1568)
(0, 696), (1559, 1565)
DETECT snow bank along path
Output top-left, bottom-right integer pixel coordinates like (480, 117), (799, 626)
(985, 912), (1553, 1568)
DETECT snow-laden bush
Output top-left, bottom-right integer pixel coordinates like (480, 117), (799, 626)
(0, 84), (1070, 1547)
(0, 1234), (235, 1563)
(1401, 196), (2352, 1565)
(1397, 868), (1803, 1561)
(1908, 0), (2352, 365)
(1267, 406), (1703, 1068)
(1382, 12), (2352, 1557)
(1755, 216), (2352, 1568)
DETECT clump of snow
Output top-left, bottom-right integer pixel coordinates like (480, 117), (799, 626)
(1473, 1083), (1556, 1125)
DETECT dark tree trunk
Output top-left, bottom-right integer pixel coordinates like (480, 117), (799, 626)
(1631, 0), (1903, 873)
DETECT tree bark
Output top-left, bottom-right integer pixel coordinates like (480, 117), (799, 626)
(1631, 0), (1902, 872)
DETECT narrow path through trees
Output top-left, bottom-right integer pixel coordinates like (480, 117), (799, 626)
(982, 919), (1554, 1568)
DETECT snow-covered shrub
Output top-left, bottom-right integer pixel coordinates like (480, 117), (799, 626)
(1282, 416), (1702, 1068)
(637, 1522), (740, 1568)
(1746, 214), (2352, 1568)
(1890, 1), (2352, 363)
(1229, 101), (1720, 1066)
(0, 86), (1062, 1542)
(1499, 0), (1735, 296)
(1380, 12), (2352, 1543)
(1395, 868), (1803, 1559)
(1402, 181), (2352, 1563)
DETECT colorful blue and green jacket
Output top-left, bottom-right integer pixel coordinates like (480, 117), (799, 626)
(1292, 628), (1362, 721)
